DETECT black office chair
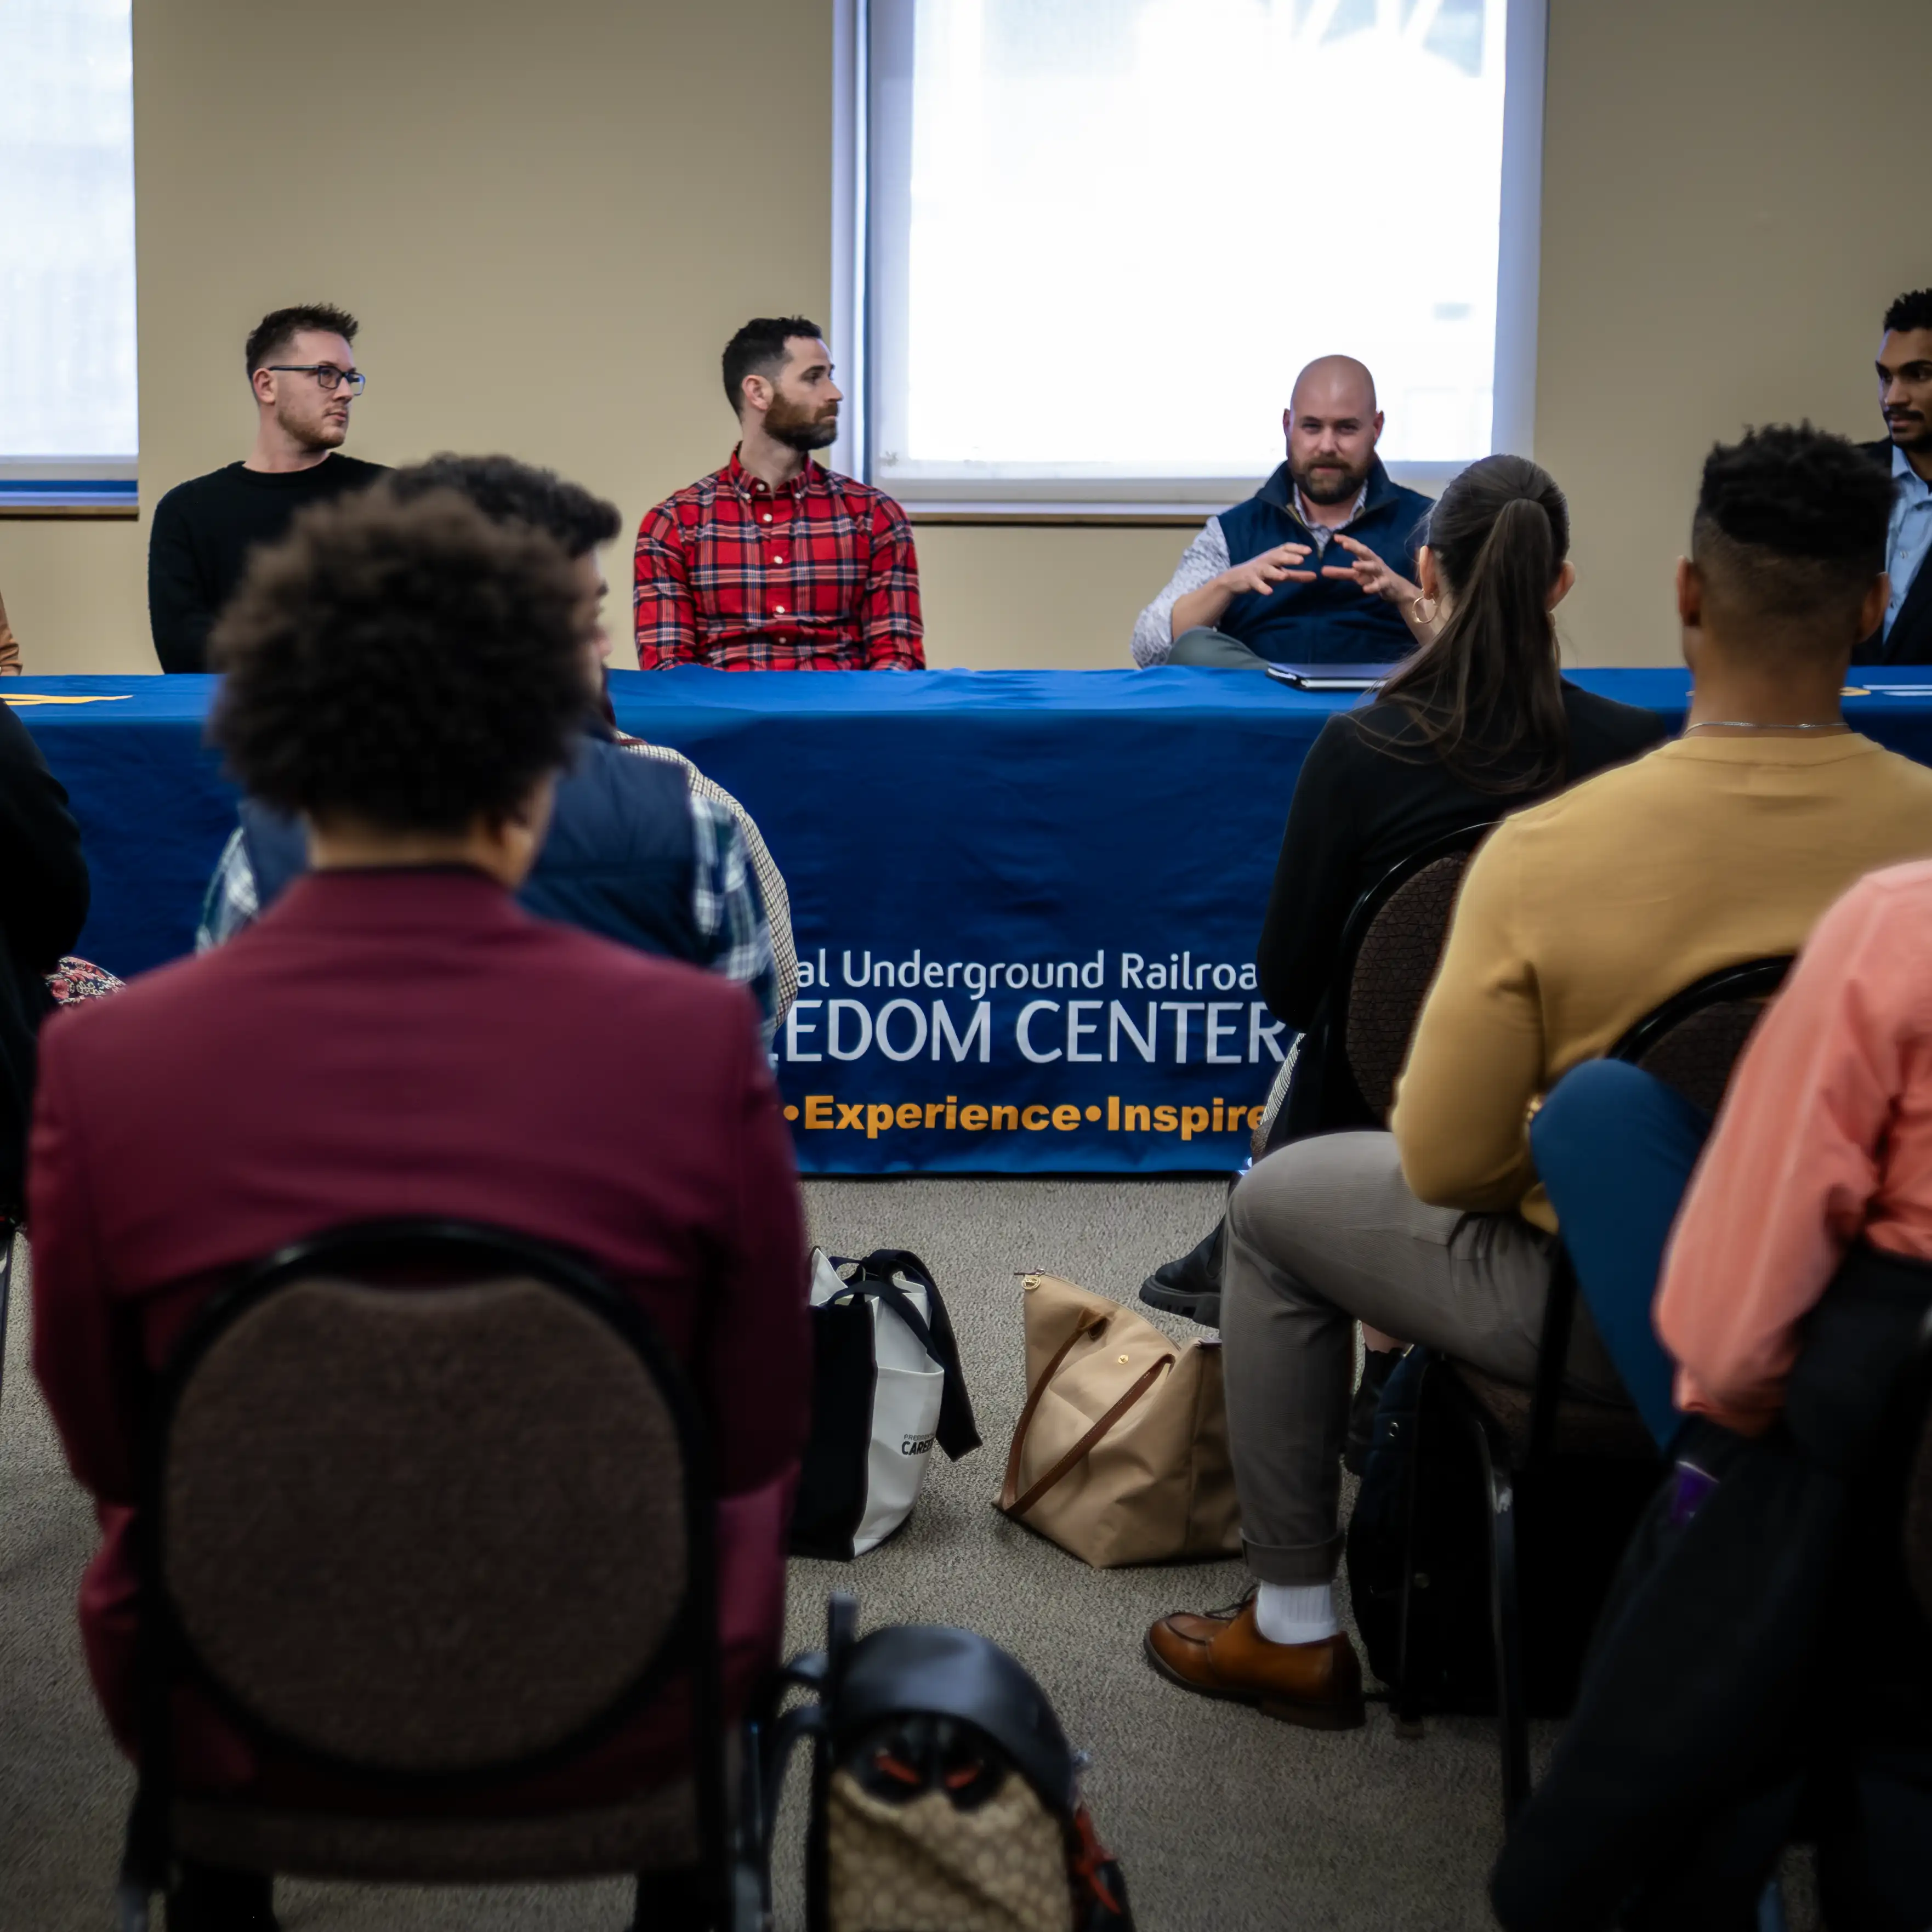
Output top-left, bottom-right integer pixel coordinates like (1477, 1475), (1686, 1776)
(1255, 820), (1497, 1155)
(116, 1218), (745, 1932)
(1394, 955), (1794, 1821)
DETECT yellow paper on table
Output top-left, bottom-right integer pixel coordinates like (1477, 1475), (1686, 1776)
(3, 694), (134, 706)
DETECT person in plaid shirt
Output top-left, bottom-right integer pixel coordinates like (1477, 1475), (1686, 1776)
(634, 316), (924, 671)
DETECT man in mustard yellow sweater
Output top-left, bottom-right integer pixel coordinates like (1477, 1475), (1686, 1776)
(1145, 425), (1932, 1729)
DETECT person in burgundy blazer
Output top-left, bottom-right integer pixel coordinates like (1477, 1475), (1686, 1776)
(29, 484), (806, 1919)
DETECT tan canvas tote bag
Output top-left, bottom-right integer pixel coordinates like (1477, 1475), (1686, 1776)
(997, 1273), (1240, 1567)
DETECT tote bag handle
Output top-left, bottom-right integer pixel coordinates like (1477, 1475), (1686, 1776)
(839, 1249), (981, 1459)
(998, 1311), (1174, 1520)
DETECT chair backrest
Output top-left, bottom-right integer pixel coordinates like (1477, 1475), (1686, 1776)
(149, 1220), (707, 1782)
(1607, 956), (1793, 1117)
(1340, 823), (1496, 1120)
(1522, 956), (1793, 1463)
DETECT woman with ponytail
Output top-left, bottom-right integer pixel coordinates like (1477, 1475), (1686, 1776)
(1143, 458), (1663, 1440)
(1257, 455), (1664, 1045)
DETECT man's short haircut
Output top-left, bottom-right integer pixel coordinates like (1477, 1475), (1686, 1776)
(1691, 423), (1893, 649)
(721, 316), (823, 413)
(389, 454), (621, 558)
(209, 486), (588, 835)
(1882, 289), (1932, 336)
(245, 304), (360, 377)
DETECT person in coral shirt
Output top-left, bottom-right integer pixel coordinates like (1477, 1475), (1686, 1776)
(1536, 859), (1932, 1446)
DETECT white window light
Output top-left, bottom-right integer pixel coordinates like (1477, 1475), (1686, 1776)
(0, 0), (138, 514)
(836, 0), (1545, 513)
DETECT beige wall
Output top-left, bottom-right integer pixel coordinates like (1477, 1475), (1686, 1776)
(0, 0), (1921, 674)
(0, 0), (834, 673)
(1535, 0), (1923, 667)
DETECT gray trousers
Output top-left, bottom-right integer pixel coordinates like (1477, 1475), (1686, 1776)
(1221, 1131), (1623, 1584)
(1168, 626), (1270, 669)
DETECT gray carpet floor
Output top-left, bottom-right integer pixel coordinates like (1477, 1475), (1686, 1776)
(0, 1184), (1818, 1930)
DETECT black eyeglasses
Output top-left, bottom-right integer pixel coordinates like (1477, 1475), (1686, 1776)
(264, 364), (367, 395)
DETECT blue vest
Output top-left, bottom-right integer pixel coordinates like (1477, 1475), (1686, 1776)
(1215, 457), (1432, 664)
(240, 730), (707, 964)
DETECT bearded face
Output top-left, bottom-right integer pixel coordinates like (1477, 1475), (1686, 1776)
(1291, 447), (1372, 506)
(763, 383), (840, 453)
(1284, 360), (1382, 514)
(743, 336), (842, 454)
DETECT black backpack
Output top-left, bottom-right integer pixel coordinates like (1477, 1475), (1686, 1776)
(1345, 1349), (1660, 1717)
(748, 1597), (1134, 1932)
(1345, 1348), (1495, 1711)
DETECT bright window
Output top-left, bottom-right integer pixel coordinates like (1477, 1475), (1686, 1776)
(857, 0), (1544, 506)
(0, 0), (138, 511)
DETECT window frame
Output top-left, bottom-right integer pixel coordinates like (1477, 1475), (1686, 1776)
(0, 0), (139, 519)
(830, 0), (1547, 520)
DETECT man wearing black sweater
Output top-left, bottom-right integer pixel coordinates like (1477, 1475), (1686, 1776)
(146, 304), (386, 672)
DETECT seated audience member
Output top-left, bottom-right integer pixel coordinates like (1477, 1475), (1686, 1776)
(633, 316), (923, 671)
(1141, 457), (1666, 1444)
(1533, 861), (1932, 1454)
(197, 454), (789, 1036)
(1130, 356), (1433, 669)
(148, 303), (387, 673)
(0, 699), (90, 1219)
(1853, 286), (1932, 667)
(0, 583), (22, 673)
(32, 485), (808, 1931)
(1144, 424), (1932, 1729)
(608, 727), (798, 1021)
(1493, 871), (1932, 1931)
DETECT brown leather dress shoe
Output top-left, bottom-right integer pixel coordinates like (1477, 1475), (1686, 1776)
(1144, 1598), (1365, 1730)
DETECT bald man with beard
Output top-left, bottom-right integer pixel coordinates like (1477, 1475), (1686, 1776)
(1132, 356), (1435, 669)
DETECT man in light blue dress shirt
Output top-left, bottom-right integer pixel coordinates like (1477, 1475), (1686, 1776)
(1855, 288), (1932, 667)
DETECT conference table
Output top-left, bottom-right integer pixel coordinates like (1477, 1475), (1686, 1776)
(15, 666), (1932, 1176)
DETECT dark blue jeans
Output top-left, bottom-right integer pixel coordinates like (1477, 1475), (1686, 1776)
(1530, 1060), (1712, 1449)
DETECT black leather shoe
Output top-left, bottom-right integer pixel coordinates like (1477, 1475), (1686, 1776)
(1343, 1348), (1402, 1477)
(1140, 1219), (1225, 1326)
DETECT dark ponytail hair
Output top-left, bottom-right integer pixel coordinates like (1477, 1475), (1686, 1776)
(1370, 453), (1571, 794)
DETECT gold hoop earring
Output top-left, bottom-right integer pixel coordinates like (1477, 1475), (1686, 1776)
(1412, 596), (1438, 627)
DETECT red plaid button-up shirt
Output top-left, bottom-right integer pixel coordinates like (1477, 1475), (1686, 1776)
(633, 451), (924, 670)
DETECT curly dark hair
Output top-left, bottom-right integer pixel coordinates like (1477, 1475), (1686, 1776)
(1883, 288), (1932, 336)
(245, 304), (360, 377)
(1691, 423), (1893, 647)
(208, 487), (589, 834)
(722, 315), (822, 413)
(388, 454), (621, 558)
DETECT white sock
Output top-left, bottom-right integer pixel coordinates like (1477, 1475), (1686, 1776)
(1253, 1581), (1337, 1646)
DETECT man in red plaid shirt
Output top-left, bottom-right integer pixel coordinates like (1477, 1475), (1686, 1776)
(634, 317), (924, 671)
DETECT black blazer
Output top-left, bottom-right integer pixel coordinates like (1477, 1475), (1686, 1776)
(1851, 438), (1932, 667)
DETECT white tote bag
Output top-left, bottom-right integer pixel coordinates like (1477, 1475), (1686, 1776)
(790, 1248), (980, 1559)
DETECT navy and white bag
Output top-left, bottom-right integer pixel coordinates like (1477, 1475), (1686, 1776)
(792, 1249), (980, 1560)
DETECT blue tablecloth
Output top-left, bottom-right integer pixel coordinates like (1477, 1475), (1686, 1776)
(16, 666), (1932, 1175)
